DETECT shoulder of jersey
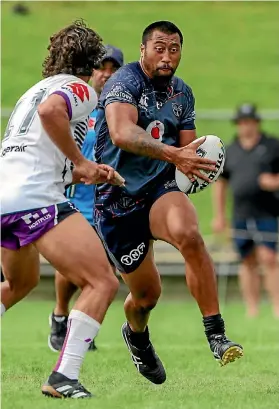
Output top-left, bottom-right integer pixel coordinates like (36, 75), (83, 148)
(121, 61), (140, 72)
(62, 78), (96, 100)
(112, 62), (141, 80)
(172, 76), (193, 96)
(103, 61), (142, 92)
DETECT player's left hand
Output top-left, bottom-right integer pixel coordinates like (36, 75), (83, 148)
(258, 173), (279, 192)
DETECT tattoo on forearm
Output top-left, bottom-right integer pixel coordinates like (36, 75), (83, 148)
(119, 125), (171, 161)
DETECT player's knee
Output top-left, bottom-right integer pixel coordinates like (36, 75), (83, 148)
(133, 289), (161, 312)
(174, 223), (204, 255)
(93, 272), (119, 301)
(136, 298), (158, 313)
(77, 262), (118, 292)
(9, 272), (39, 296)
(80, 271), (119, 305)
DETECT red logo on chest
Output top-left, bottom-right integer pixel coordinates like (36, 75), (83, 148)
(68, 83), (89, 102)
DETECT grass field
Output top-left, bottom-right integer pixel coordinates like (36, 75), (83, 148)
(1, 299), (279, 409)
(1, 1), (279, 233)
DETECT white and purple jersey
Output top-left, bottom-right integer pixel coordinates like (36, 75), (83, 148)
(0, 74), (97, 215)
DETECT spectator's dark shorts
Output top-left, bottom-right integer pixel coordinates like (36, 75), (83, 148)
(233, 218), (278, 259)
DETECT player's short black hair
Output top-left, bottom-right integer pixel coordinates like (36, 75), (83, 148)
(42, 19), (105, 78)
(142, 21), (183, 46)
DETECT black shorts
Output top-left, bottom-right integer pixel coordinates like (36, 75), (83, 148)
(95, 169), (181, 273)
(233, 218), (278, 259)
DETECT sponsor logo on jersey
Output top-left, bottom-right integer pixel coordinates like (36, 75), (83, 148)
(120, 243), (146, 266)
(172, 103), (183, 118)
(146, 120), (165, 142)
(68, 83), (90, 102)
(139, 93), (149, 109)
(106, 83), (133, 103)
(110, 85), (123, 92)
(1, 144), (27, 157)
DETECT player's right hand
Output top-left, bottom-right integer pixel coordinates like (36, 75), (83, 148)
(75, 159), (107, 185)
(174, 137), (217, 183)
(76, 159), (125, 186)
(98, 164), (125, 186)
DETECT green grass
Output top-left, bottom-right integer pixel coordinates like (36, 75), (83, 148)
(1, 1), (279, 234)
(2, 299), (279, 409)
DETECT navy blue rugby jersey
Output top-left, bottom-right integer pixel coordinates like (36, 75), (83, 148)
(95, 61), (195, 198)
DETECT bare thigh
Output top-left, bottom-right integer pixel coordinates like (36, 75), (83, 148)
(121, 243), (161, 303)
(1, 244), (40, 288)
(149, 191), (200, 248)
(149, 191), (220, 317)
(34, 212), (115, 289)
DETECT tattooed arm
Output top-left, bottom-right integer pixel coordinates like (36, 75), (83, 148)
(105, 102), (216, 181)
(105, 102), (176, 162)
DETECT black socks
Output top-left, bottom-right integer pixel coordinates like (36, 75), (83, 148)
(127, 323), (150, 349)
(203, 314), (225, 339)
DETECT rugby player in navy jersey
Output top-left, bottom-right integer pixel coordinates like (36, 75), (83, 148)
(94, 21), (243, 384)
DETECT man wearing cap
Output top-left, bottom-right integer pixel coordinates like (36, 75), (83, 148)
(212, 104), (279, 318)
(48, 45), (124, 352)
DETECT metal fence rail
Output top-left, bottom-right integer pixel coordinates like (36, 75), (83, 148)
(37, 227), (279, 277)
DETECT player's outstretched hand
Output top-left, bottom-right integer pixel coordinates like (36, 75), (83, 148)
(174, 137), (217, 183)
(74, 159), (106, 185)
(75, 159), (125, 186)
(98, 164), (126, 186)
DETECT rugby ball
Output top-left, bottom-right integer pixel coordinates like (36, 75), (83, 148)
(175, 135), (225, 194)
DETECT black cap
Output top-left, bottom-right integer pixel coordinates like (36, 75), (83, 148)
(233, 104), (261, 123)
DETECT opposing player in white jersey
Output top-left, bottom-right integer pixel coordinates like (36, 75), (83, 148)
(48, 45), (124, 353)
(0, 20), (124, 399)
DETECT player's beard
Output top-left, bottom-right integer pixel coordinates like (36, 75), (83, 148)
(152, 68), (174, 88)
(141, 55), (176, 87)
